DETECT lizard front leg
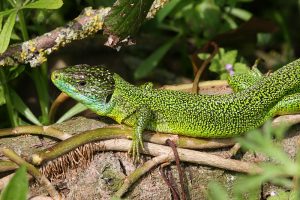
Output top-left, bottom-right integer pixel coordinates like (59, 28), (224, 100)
(125, 105), (152, 161)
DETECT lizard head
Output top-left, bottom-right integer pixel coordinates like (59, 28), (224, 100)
(51, 65), (115, 115)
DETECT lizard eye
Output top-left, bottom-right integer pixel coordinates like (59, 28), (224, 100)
(105, 94), (112, 103)
(78, 81), (86, 86)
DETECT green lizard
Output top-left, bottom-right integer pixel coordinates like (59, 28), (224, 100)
(51, 58), (300, 159)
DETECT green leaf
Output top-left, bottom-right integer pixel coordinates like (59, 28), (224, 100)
(0, 83), (5, 106)
(222, 13), (238, 29)
(56, 103), (87, 123)
(208, 48), (239, 79)
(197, 1), (221, 28)
(207, 181), (229, 200)
(156, 0), (181, 23)
(0, 165), (28, 200)
(220, 73), (229, 80)
(30, 67), (50, 124)
(8, 65), (25, 80)
(0, 11), (17, 54)
(233, 175), (262, 197)
(134, 35), (179, 79)
(207, 48), (224, 73)
(233, 63), (250, 74)
(222, 50), (237, 65)
(257, 33), (272, 46)
(0, 16), (3, 31)
(104, 0), (154, 39)
(23, 0), (63, 9)
(225, 7), (252, 21)
(10, 32), (22, 40)
(10, 89), (42, 125)
(0, 9), (17, 18)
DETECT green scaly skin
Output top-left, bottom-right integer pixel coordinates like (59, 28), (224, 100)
(51, 59), (300, 159)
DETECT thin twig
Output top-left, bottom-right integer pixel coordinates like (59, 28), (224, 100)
(223, 143), (241, 159)
(191, 42), (219, 94)
(1, 147), (61, 200)
(166, 139), (186, 200)
(49, 92), (70, 123)
(144, 131), (235, 149)
(161, 80), (231, 95)
(272, 114), (300, 128)
(0, 125), (71, 140)
(31, 126), (132, 165)
(0, 160), (18, 172)
(159, 166), (180, 200)
(113, 154), (171, 198)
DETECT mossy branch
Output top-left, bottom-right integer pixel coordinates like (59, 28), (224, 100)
(0, 125), (71, 140)
(0, 7), (110, 67)
(0, 0), (170, 67)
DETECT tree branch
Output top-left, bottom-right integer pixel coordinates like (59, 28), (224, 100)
(0, 7), (110, 67)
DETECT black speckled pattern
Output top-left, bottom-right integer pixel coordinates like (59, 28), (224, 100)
(52, 59), (300, 138)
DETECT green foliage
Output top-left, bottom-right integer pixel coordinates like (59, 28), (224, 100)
(10, 89), (42, 125)
(56, 103), (87, 123)
(0, 0), (63, 127)
(134, 35), (180, 79)
(0, 11), (17, 53)
(156, 0), (181, 23)
(0, 0), (63, 53)
(0, 83), (5, 106)
(161, 0), (253, 41)
(198, 48), (250, 79)
(0, 165), (28, 200)
(207, 181), (229, 200)
(208, 121), (300, 199)
(22, 0), (63, 9)
(131, 0), (254, 78)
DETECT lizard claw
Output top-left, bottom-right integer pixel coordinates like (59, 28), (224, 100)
(128, 137), (145, 163)
(128, 140), (139, 162)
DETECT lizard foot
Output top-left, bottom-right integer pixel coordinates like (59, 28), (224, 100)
(128, 138), (145, 163)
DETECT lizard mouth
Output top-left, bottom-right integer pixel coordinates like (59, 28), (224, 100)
(51, 70), (63, 88)
(51, 69), (77, 95)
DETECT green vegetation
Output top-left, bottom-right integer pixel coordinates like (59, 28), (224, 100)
(0, 166), (28, 200)
(0, 0), (63, 127)
(208, 122), (300, 199)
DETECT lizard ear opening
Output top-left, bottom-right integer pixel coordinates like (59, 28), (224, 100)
(105, 94), (113, 103)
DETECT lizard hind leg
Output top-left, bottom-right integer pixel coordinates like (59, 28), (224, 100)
(267, 93), (300, 118)
(227, 65), (263, 92)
